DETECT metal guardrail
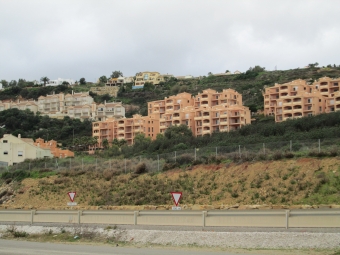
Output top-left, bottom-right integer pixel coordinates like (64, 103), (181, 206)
(1, 209), (339, 229)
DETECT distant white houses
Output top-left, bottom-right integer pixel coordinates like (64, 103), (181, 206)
(45, 78), (75, 86)
(175, 75), (195, 80)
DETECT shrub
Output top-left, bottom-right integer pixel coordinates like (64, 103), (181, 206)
(13, 231), (28, 238)
(176, 153), (194, 165)
(54, 177), (70, 184)
(272, 151), (282, 160)
(257, 154), (267, 161)
(329, 148), (338, 157)
(308, 150), (328, 158)
(103, 169), (115, 181)
(162, 162), (179, 171)
(134, 163), (147, 174)
(284, 152), (294, 158)
(231, 192), (239, 198)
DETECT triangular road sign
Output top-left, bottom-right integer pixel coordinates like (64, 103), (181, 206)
(68, 192), (76, 202)
(170, 192), (182, 206)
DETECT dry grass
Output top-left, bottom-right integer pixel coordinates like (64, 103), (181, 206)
(4, 157), (340, 208)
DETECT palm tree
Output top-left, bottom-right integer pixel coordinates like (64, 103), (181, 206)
(40, 77), (50, 86)
(102, 139), (109, 149)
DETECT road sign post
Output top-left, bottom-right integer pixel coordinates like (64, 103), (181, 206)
(170, 191), (182, 210)
(67, 192), (77, 206)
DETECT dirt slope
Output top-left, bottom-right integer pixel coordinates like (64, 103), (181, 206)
(1, 157), (340, 210)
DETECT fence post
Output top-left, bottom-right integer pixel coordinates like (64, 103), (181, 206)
(29, 162), (30, 171)
(215, 147), (217, 157)
(239, 145), (241, 158)
(285, 210), (290, 229)
(157, 155), (159, 172)
(263, 143), (265, 154)
(82, 158), (83, 171)
(194, 148), (196, 161)
(202, 211), (207, 228)
(175, 151), (177, 163)
(45, 162), (47, 169)
(69, 158), (71, 169)
(290, 140), (292, 152)
(95, 158), (97, 170)
(318, 139), (321, 153)
(125, 158), (127, 174)
(30, 210), (35, 225)
(139, 156), (141, 162)
(134, 211), (138, 225)
(109, 159), (111, 171)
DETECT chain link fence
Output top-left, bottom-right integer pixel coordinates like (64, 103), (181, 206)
(1, 138), (340, 178)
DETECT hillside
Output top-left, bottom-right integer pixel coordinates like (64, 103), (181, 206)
(116, 66), (340, 115)
(1, 157), (340, 209)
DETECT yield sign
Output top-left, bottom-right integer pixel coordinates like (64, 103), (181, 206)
(170, 192), (182, 206)
(68, 192), (76, 202)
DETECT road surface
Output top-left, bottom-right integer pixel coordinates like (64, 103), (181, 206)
(0, 239), (263, 255)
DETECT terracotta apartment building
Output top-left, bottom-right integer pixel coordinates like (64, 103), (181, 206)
(264, 77), (340, 122)
(93, 89), (251, 147)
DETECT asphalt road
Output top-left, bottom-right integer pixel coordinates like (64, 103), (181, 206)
(0, 239), (262, 255)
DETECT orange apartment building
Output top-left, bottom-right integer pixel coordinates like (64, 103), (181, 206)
(264, 77), (340, 122)
(34, 138), (74, 158)
(93, 89), (251, 147)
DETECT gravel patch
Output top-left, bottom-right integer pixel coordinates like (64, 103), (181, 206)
(0, 224), (339, 249)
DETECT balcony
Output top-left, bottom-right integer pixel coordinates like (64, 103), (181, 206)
(117, 129), (125, 134)
(118, 122), (125, 127)
(202, 129), (211, 135)
(202, 122), (210, 127)
(194, 116), (202, 121)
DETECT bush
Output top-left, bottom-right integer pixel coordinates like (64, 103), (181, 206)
(103, 169), (115, 181)
(54, 177), (70, 184)
(272, 151), (282, 160)
(13, 231), (28, 238)
(176, 154), (194, 165)
(162, 162), (179, 171)
(308, 150), (328, 158)
(134, 163), (147, 174)
(284, 152), (294, 158)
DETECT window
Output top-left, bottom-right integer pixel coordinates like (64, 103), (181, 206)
(3, 140), (7, 143)
(3, 151), (8, 155)
(143, 74), (149, 80)
(18, 151), (23, 157)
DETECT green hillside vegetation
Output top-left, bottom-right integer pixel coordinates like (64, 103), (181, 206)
(100, 111), (340, 158)
(116, 65), (340, 115)
(0, 109), (92, 147)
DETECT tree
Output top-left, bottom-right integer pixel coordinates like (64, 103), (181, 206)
(143, 82), (155, 91)
(79, 78), (86, 85)
(0, 80), (8, 88)
(225, 70), (230, 73)
(9, 80), (17, 87)
(17, 79), (27, 87)
(208, 72), (213, 76)
(40, 77), (49, 86)
(308, 62), (319, 68)
(98, 75), (108, 83)
(102, 138), (109, 149)
(62, 81), (70, 86)
(110, 71), (123, 78)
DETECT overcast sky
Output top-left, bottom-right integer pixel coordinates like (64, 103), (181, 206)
(1, 0), (340, 82)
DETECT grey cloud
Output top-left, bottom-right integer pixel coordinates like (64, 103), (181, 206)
(0, 0), (340, 82)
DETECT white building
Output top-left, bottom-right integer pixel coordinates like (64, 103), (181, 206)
(46, 78), (75, 86)
(0, 134), (53, 166)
